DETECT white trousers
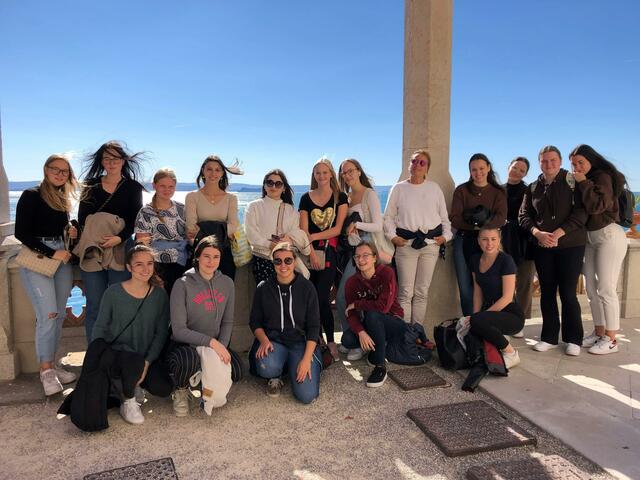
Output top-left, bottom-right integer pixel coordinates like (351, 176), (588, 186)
(583, 223), (628, 331)
(196, 346), (232, 415)
(394, 243), (439, 325)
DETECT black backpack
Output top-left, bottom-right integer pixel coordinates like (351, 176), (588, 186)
(617, 184), (635, 228)
(386, 322), (433, 365)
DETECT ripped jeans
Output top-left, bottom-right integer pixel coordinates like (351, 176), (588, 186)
(19, 238), (74, 363)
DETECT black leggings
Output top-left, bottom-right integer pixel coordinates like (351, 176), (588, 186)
(252, 255), (276, 284)
(309, 247), (337, 344)
(469, 302), (525, 350)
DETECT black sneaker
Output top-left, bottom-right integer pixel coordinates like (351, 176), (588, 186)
(366, 366), (387, 388)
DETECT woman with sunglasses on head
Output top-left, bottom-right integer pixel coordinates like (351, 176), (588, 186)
(135, 168), (188, 295)
(245, 169), (309, 284)
(450, 153), (507, 317)
(185, 155), (242, 280)
(168, 235), (235, 417)
(343, 241), (406, 387)
(250, 243), (322, 403)
(15, 154), (79, 395)
(335, 158), (385, 361)
(570, 144), (629, 355)
(519, 145), (587, 356)
(299, 158), (348, 361)
(383, 149), (452, 325)
(78, 141), (145, 342)
(91, 244), (172, 425)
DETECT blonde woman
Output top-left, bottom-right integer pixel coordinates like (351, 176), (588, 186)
(299, 158), (348, 359)
(15, 154), (79, 395)
(135, 168), (188, 294)
(185, 155), (242, 279)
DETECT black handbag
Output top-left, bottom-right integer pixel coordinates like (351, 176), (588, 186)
(433, 319), (470, 370)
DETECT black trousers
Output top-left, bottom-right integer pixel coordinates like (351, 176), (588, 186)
(219, 245), (236, 280)
(140, 360), (173, 398)
(469, 302), (525, 350)
(534, 245), (585, 345)
(156, 262), (188, 296)
(252, 255), (276, 285)
(166, 344), (201, 389)
(309, 247), (337, 343)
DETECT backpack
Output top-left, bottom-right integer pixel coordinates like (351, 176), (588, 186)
(386, 322), (433, 365)
(617, 184), (635, 228)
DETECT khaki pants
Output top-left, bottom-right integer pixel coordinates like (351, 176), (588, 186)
(516, 260), (535, 319)
(395, 243), (439, 325)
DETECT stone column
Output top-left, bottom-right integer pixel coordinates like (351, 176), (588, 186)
(621, 239), (640, 319)
(402, 0), (460, 334)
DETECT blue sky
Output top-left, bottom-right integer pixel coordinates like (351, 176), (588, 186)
(1, 0), (639, 187)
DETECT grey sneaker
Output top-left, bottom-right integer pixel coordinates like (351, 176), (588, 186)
(266, 378), (284, 398)
(172, 388), (190, 417)
(347, 348), (366, 361)
(55, 367), (76, 384)
(134, 386), (146, 405)
(120, 397), (144, 424)
(40, 369), (63, 396)
(337, 344), (350, 354)
(511, 329), (525, 338)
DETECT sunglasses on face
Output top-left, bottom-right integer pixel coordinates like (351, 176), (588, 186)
(265, 180), (284, 188)
(411, 158), (427, 167)
(273, 257), (294, 266)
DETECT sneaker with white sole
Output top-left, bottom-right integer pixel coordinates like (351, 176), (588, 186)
(337, 344), (350, 354)
(366, 366), (387, 388)
(532, 341), (558, 352)
(503, 350), (520, 370)
(55, 367), (76, 384)
(120, 397), (144, 424)
(266, 378), (284, 398)
(134, 386), (146, 405)
(511, 330), (525, 338)
(347, 348), (366, 361)
(565, 343), (581, 356)
(582, 332), (600, 348)
(40, 369), (63, 396)
(588, 336), (618, 355)
(172, 388), (190, 417)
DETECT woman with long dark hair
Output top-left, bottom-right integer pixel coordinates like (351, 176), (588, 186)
(15, 154), (79, 395)
(245, 169), (309, 284)
(570, 144), (629, 355)
(450, 153), (507, 316)
(185, 155), (242, 279)
(519, 145), (587, 356)
(78, 141), (145, 342)
(298, 158), (348, 360)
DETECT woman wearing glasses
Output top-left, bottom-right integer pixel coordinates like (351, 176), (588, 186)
(245, 169), (309, 284)
(15, 154), (80, 395)
(249, 243), (322, 403)
(343, 241), (405, 387)
(78, 141), (145, 341)
(383, 149), (452, 325)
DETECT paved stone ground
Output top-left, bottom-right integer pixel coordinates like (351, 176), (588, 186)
(0, 354), (613, 480)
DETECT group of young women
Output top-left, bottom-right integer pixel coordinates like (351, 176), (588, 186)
(15, 140), (630, 425)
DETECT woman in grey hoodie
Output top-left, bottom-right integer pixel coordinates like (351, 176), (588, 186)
(168, 235), (235, 416)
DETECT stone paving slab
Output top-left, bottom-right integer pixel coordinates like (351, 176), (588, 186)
(389, 365), (449, 391)
(83, 457), (177, 480)
(407, 400), (536, 457)
(466, 454), (589, 480)
(0, 373), (46, 406)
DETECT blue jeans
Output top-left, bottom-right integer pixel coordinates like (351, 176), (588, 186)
(453, 233), (474, 316)
(340, 311), (406, 366)
(19, 239), (74, 363)
(81, 268), (130, 341)
(254, 341), (322, 404)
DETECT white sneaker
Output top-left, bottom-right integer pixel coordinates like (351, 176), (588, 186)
(337, 344), (350, 354)
(511, 330), (525, 338)
(588, 336), (618, 355)
(55, 367), (76, 384)
(40, 369), (63, 396)
(582, 332), (600, 348)
(347, 348), (366, 361)
(120, 397), (144, 424)
(503, 350), (520, 370)
(172, 388), (190, 417)
(565, 343), (581, 356)
(532, 341), (558, 352)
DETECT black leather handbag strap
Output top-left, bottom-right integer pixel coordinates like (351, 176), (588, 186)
(110, 285), (152, 345)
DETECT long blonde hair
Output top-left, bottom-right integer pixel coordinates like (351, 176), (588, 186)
(310, 157), (341, 202)
(40, 154), (79, 212)
(151, 167), (177, 223)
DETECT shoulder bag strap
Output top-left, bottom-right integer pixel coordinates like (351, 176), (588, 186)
(109, 285), (152, 345)
(96, 178), (125, 213)
(276, 202), (286, 237)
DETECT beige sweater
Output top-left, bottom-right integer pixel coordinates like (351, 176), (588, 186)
(185, 190), (240, 237)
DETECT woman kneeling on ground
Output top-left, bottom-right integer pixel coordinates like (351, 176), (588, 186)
(250, 243), (322, 404)
(465, 227), (524, 369)
(92, 244), (173, 425)
(169, 235), (235, 416)
(342, 241), (406, 388)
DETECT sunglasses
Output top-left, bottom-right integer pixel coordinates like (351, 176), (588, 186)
(265, 180), (284, 188)
(273, 257), (294, 266)
(411, 158), (427, 167)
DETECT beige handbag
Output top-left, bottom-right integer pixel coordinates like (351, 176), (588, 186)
(15, 246), (62, 278)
